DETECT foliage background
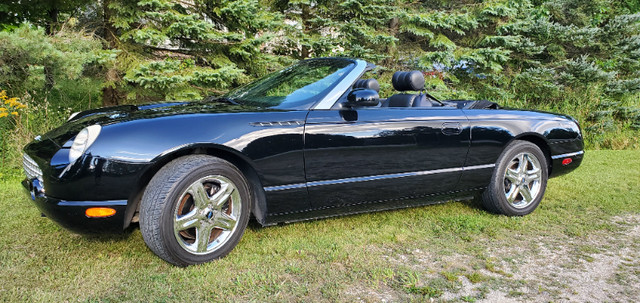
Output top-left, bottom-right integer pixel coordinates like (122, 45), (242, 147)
(1, 0), (639, 173)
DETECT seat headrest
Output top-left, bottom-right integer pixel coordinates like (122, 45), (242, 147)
(392, 71), (424, 91)
(353, 78), (380, 92)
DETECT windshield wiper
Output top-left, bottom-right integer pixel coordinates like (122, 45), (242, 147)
(203, 96), (239, 105)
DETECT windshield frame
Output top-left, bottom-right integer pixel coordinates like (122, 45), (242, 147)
(222, 58), (368, 110)
(311, 58), (368, 110)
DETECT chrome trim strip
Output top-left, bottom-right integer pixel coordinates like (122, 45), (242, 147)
(263, 163), (495, 192)
(58, 200), (128, 207)
(465, 163), (496, 170)
(312, 59), (368, 110)
(551, 150), (584, 160)
(306, 167), (461, 188)
(263, 183), (307, 192)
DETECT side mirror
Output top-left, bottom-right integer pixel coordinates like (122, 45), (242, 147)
(347, 89), (379, 107)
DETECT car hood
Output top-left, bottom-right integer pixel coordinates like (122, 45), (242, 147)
(71, 100), (269, 122)
(38, 100), (271, 147)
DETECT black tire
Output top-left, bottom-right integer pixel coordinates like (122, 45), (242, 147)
(481, 140), (548, 216)
(140, 155), (251, 266)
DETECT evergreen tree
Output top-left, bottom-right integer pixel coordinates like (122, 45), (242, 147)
(271, 0), (398, 62)
(104, 0), (285, 102)
(1, 0), (94, 92)
(0, 24), (112, 97)
(394, 0), (639, 103)
(0, 0), (91, 32)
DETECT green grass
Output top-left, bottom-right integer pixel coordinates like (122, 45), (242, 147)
(0, 150), (639, 302)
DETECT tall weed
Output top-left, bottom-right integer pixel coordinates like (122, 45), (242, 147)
(0, 79), (102, 176)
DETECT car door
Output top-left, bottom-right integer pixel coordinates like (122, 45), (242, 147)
(303, 107), (470, 209)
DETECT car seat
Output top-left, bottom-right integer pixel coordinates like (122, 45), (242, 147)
(382, 71), (431, 107)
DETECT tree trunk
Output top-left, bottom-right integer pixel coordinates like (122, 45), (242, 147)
(101, 0), (123, 107)
(102, 69), (122, 107)
(384, 17), (399, 66)
(44, 67), (55, 93)
(300, 4), (311, 59)
(44, 5), (59, 92)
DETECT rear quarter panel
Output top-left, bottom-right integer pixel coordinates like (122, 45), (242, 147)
(457, 109), (582, 190)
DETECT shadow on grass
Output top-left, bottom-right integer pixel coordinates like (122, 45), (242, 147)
(248, 218), (267, 230)
(73, 195), (491, 245)
(78, 224), (138, 242)
(462, 195), (486, 212)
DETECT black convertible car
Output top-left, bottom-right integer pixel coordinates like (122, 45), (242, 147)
(22, 58), (583, 266)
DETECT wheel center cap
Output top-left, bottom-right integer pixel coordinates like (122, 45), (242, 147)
(206, 210), (214, 220)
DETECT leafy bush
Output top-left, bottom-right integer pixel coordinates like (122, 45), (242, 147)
(0, 24), (114, 96)
(0, 23), (109, 174)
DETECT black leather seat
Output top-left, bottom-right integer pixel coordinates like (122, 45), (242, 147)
(382, 71), (431, 108)
(353, 78), (380, 92)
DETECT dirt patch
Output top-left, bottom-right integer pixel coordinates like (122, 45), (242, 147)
(345, 285), (397, 303)
(344, 214), (640, 302)
(456, 214), (640, 302)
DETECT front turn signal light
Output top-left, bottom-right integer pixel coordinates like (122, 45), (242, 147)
(86, 207), (116, 218)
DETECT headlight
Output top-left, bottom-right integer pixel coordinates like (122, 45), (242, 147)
(69, 125), (101, 163)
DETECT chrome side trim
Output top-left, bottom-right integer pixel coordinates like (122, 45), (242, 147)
(464, 163), (496, 170)
(551, 150), (584, 160)
(263, 163), (495, 192)
(306, 167), (463, 188)
(58, 200), (128, 207)
(312, 59), (368, 110)
(263, 183), (307, 192)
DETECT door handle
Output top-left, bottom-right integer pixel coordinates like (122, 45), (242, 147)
(441, 122), (462, 135)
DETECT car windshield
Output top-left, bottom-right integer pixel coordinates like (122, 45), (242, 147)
(224, 59), (356, 109)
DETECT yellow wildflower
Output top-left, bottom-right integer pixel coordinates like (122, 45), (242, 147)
(0, 90), (23, 118)
(7, 98), (19, 107)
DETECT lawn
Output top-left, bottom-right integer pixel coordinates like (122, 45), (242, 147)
(0, 150), (638, 302)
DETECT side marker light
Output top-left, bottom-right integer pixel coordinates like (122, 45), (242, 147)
(86, 207), (116, 218)
(562, 158), (572, 166)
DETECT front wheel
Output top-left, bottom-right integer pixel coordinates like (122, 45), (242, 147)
(482, 140), (548, 216)
(140, 155), (251, 266)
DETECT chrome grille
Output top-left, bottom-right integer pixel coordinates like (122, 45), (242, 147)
(23, 153), (43, 181)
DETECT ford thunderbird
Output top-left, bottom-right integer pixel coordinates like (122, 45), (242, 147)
(22, 58), (584, 266)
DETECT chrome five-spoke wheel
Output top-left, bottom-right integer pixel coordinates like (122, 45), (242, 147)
(482, 140), (548, 216)
(503, 152), (542, 209)
(140, 155), (250, 266)
(174, 176), (241, 254)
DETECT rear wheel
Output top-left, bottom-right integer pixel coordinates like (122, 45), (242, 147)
(140, 155), (250, 266)
(482, 140), (548, 216)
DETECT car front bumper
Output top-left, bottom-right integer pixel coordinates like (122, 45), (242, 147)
(22, 178), (128, 234)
